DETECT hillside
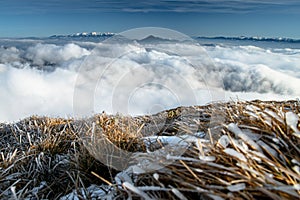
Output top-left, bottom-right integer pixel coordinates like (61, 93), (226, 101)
(0, 100), (299, 199)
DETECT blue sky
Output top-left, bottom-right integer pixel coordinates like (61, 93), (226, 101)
(0, 0), (299, 38)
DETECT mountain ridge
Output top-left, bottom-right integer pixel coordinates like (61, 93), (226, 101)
(50, 31), (115, 38)
(197, 36), (300, 43)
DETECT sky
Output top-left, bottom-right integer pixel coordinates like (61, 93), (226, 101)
(0, 0), (300, 38)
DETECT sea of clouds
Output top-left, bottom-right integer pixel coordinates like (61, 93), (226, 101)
(0, 38), (299, 122)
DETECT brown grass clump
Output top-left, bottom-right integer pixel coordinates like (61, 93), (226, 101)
(79, 114), (147, 171)
(0, 116), (114, 199)
(0, 100), (299, 199)
(116, 100), (300, 200)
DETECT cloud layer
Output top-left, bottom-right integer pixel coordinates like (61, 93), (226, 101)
(0, 38), (299, 121)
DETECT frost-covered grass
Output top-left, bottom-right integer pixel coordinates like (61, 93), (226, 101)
(0, 100), (299, 199)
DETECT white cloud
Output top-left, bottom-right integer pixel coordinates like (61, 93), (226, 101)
(25, 43), (90, 66)
(205, 45), (300, 94)
(0, 39), (299, 122)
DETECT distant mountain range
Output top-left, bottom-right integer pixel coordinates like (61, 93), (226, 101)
(197, 36), (300, 43)
(49, 32), (182, 43)
(50, 32), (115, 38)
(49, 32), (300, 43)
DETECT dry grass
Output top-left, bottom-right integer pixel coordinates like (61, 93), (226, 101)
(125, 100), (300, 200)
(0, 100), (299, 199)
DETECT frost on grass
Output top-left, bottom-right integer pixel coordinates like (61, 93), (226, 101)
(0, 100), (300, 199)
(286, 111), (300, 138)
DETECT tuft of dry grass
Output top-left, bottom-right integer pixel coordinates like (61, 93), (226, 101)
(0, 116), (115, 199)
(0, 100), (299, 199)
(116, 100), (300, 200)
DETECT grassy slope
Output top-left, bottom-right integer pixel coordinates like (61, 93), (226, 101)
(0, 100), (299, 199)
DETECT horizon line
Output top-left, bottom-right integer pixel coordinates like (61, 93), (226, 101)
(1, 32), (300, 41)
